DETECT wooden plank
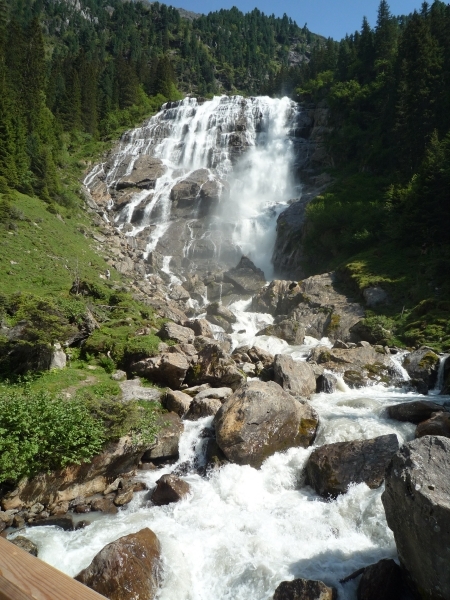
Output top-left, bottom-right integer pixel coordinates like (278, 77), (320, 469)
(0, 576), (32, 600)
(0, 537), (105, 600)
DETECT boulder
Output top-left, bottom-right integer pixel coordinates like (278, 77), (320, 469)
(182, 274), (207, 303)
(131, 352), (190, 389)
(257, 318), (306, 345)
(116, 156), (166, 190)
(151, 474), (190, 506)
(120, 379), (162, 402)
(387, 400), (448, 424)
(170, 169), (209, 207)
(223, 256), (266, 294)
(215, 381), (318, 468)
(273, 578), (336, 600)
(357, 559), (406, 600)
(75, 528), (161, 600)
(184, 318), (213, 338)
(274, 355), (316, 397)
(158, 322), (195, 345)
(316, 373), (337, 394)
(194, 387), (233, 402)
(187, 340), (246, 391)
(185, 397), (222, 420)
(247, 346), (274, 369)
(416, 412), (450, 439)
(205, 302), (237, 333)
(362, 286), (389, 308)
(402, 347), (440, 394)
(142, 412), (183, 463)
(164, 389), (192, 417)
(382, 436), (450, 600)
(10, 536), (39, 556)
(306, 434), (399, 498)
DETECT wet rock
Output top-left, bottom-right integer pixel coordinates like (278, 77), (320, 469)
(184, 318), (213, 338)
(205, 302), (237, 333)
(164, 389), (192, 417)
(416, 412), (450, 439)
(257, 318), (305, 345)
(185, 396), (222, 420)
(170, 169), (209, 207)
(273, 577), (337, 600)
(316, 373), (337, 394)
(142, 412), (183, 462)
(187, 340), (246, 391)
(28, 515), (75, 530)
(402, 347), (440, 394)
(215, 381), (318, 468)
(247, 346), (274, 369)
(116, 156), (166, 190)
(382, 436), (450, 600)
(182, 274), (207, 303)
(151, 474), (190, 506)
(306, 434), (399, 498)
(158, 322), (195, 345)
(75, 528), (161, 600)
(90, 496), (118, 514)
(114, 485), (134, 507)
(10, 536), (39, 556)
(131, 352), (190, 389)
(223, 256), (266, 294)
(387, 400), (448, 424)
(357, 559), (406, 600)
(274, 354), (316, 397)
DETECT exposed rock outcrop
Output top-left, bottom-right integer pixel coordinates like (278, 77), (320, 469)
(306, 434), (399, 498)
(215, 381), (318, 468)
(223, 256), (266, 294)
(75, 528), (161, 600)
(382, 436), (450, 600)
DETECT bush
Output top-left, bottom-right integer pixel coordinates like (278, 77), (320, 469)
(0, 388), (105, 484)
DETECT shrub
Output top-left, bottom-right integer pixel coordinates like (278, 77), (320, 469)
(0, 388), (105, 484)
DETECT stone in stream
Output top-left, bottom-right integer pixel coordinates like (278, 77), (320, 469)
(415, 411), (450, 439)
(382, 436), (450, 600)
(185, 396), (222, 420)
(222, 255), (266, 294)
(142, 412), (183, 463)
(10, 536), (39, 556)
(205, 301), (237, 333)
(387, 400), (448, 424)
(164, 389), (192, 417)
(305, 434), (399, 498)
(151, 474), (191, 506)
(316, 373), (337, 394)
(273, 578), (337, 599)
(274, 354), (317, 397)
(356, 559), (409, 600)
(402, 346), (440, 394)
(186, 339), (246, 391)
(75, 528), (161, 600)
(214, 380), (318, 468)
(257, 318), (306, 345)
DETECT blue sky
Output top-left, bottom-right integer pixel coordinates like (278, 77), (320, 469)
(173, 0), (424, 39)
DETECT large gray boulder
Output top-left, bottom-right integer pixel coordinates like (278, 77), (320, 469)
(387, 400), (448, 424)
(416, 412), (450, 439)
(356, 559), (408, 600)
(158, 322), (195, 345)
(257, 318), (306, 345)
(382, 436), (450, 600)
(223, 256), (266, 294)
(274, 355), (316, 397)
(273, 578), (336, 600)
(205, 302), (237, 333)
(151, 474), (190, 506)
(131, 352), (190, 389)
(76, 528), (161, 599)
(186, 340), (245, 391)
(306, 434), (399, 498)
(402, 347), (440, 394)
(214, 381), (318, 468)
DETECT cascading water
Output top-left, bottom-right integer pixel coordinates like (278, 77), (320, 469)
(85, 95), (299, 278)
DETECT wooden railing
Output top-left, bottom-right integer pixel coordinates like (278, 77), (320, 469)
(0, 537), (105, 600)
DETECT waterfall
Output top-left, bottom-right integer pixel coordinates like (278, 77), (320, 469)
(430, 354), (449, 395)
(85, 95), (299, 278)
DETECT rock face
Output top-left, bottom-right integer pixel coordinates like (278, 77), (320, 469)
(306, 434), (399, 498)
(416, 412), (450, 439)
(75, 528), (161, 600)
(252, 273), (364, 342)
(387, 400), (448, 424)
(151, 474), (190, 506)
(382, 436), (450, 600)
(357, 559), (405, 600)
(116, 155), (166, 190)
(273, 355), (317, 397)
(215, 381), (319, 468)
(273, 578), (336, 600)
(402, 346), (440, 394)
(223, 256), (266, 294)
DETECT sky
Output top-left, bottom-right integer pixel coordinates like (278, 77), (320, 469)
(173, 0), (425, 39)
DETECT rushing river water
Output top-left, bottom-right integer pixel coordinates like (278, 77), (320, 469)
(17, 298), (449, 600)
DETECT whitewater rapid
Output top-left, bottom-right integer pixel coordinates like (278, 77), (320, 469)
(17, 299), (450, 600)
